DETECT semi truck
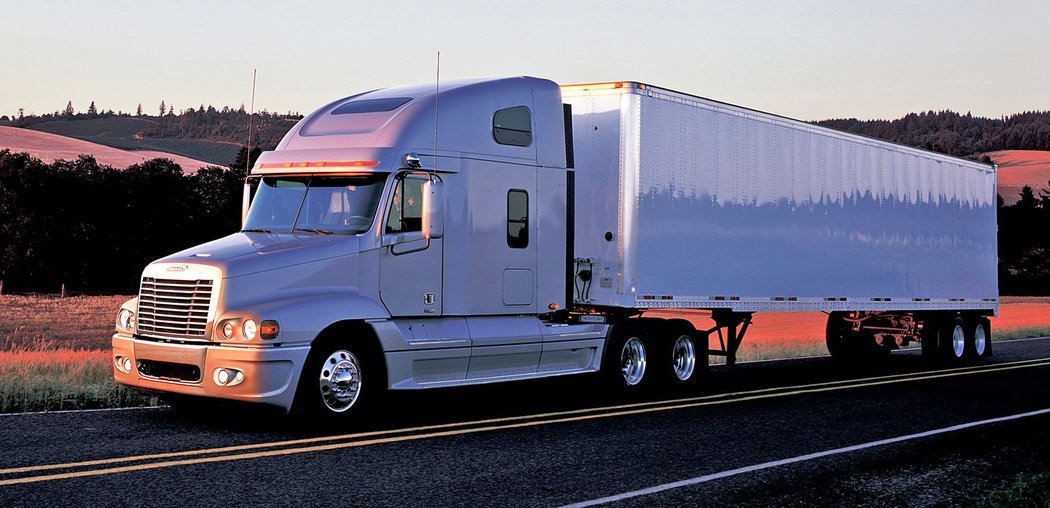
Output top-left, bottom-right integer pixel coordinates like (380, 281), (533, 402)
(112, 77), (998, 418)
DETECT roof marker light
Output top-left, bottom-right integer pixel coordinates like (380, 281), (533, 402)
(257, 161), (380, 169)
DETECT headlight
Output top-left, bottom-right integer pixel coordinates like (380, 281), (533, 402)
(242, 319), (258, 340)
(221, 321), (235, 339)
(117, 309), (135, 332)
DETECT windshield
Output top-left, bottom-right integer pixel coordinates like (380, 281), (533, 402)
(243, 175), (386, 234)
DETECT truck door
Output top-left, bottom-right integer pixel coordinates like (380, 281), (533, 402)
(379, 172), (442, 316)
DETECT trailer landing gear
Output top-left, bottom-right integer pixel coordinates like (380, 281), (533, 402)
(707, 310), (753, 367)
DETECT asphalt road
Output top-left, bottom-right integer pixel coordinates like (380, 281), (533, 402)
(2, 338), (1049, 507)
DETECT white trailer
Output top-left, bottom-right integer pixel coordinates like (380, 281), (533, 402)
(112, 77), (997, 419)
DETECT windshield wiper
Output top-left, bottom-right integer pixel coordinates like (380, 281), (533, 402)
(240, 228), (273, 233)
(293, 227), (335, 235)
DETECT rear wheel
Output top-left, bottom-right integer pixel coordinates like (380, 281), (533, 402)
(969, 317), (992, 360)
(663, 320), (707, 386)
(939, 316), (968, 362)
(826, 312), (889, 362)
(604, 323), (652, 391)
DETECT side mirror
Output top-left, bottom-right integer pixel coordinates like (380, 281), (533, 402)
(422, 179), (444, 239)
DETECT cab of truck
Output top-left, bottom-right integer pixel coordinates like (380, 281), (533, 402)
(113, 77), (609, 417)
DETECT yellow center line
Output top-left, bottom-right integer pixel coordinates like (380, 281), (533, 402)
(3, 358), (1049, 486)
(2, 357), (1042, 476)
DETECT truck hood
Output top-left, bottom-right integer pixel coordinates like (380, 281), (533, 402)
(154, 232), (364, 278)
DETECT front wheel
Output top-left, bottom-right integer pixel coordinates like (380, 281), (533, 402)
(296, 340), (384, 421)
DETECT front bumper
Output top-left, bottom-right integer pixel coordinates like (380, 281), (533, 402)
(112, 334), (310, 412)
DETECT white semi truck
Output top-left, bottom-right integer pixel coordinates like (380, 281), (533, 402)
(112, 77), (998, 418)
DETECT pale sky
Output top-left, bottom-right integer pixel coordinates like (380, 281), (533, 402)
(2, 0), (1047, 121)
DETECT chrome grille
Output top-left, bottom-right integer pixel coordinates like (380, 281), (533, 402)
(137, 277), (213, 337)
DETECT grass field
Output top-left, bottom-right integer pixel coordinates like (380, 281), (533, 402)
(25, 117), (239, 165)
(0, 295), (156, 412)
(987, 150), (1050, 205)
(1, 294), (1048, 413)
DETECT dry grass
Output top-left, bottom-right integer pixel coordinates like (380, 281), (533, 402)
(0, 294), (131, 350)
(0, 337), (155, 413)
(986, 150), (1050, 205)
(0, 295), (155, 412)
(0, 125), (210, 172)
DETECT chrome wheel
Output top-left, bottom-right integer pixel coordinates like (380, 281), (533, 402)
(318, 350), (362, 412)
(671, 334), (696, 381)
(974, 322), (988, 357)
(951, 324), (966, 358)
(620, 337), (647, 386)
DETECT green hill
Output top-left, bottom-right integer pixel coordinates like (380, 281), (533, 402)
(27, 117), (239, 165)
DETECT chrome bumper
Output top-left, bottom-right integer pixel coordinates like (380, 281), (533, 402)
(112, 334), (310, 412)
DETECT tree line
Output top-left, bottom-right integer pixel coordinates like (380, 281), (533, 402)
(0, 150), (245, 294)
(2, 104), (302, 153)
(815, 110), (1050, 158)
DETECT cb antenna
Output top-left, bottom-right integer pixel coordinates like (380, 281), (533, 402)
(246, 68), (257, 171)
(434, 51), (440, 172)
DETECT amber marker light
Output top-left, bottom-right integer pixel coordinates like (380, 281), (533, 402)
(256, 161), (380, 169)
(260, 320), (280, 340)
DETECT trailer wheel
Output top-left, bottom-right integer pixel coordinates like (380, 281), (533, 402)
(920, 318), (940, 360)
(295, 338), (385, 421)
(970, 318), (992, 360)
(826, 313), (888, 362)
(938, 316), (968, 362)
(826, 312), (863, 360)
(605, 323), (652, 391)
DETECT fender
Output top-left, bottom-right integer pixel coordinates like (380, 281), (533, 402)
(219, 289), (390, 345)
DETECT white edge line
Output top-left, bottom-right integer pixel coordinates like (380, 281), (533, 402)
(0, 406), (164, 417)
(561, 407), (1050, 508)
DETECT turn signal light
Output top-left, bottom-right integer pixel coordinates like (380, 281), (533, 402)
(260, 320), (280, 340)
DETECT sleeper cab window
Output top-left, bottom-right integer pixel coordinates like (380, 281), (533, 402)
(493, 106), (532, 147)
(386, 176), (425, 234)
(507, 189), (528, 249)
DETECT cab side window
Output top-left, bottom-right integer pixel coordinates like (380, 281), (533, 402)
(493, 106), (532, 147)
(507, 189), (528, 248)
(386, 176), (425, 233)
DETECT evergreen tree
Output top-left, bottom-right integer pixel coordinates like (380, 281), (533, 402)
(1017, 186), (1038, 210)
(63, 101), (74, 117)
(159, 100), (166, 117)
(87, 101), (97, 116)
(230, 145), (263, 171)
(136, 103), (143, 116)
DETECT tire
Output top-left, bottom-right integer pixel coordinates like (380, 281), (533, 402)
(295, 338), (385, 422)
(826, 312), (889, 362)
(938, 316), (968, 362)
(604, 323), (653, 391)
(920, 317), (940, 360)
(663, 320), (706, 386)
(969, 317), (992, 360)
(826, 313), (855, 360)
